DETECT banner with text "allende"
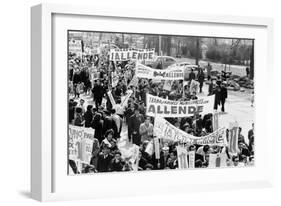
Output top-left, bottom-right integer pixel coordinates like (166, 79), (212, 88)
(109, 48), (155, 61)
(146, 93), (215, 117)
(154, 117), (227, 146)
(135, 63), (184, 80)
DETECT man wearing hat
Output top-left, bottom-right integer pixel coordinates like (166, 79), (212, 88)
(128, 106), (144, 145)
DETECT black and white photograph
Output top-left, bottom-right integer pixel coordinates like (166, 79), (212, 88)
(67, 31), (255, 174)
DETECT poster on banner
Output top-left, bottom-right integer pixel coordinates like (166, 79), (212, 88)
(163, 80), (173, 91)
(107, 90), (116, 107)
(153, 117), (227, 146)
(68, 125), (95, 164)
(135, 63), (184, 80)
(121, 90), (133, 107)
(146, 93), (215, 117)
(111, 71), (119, 87)
(190, 79), (200, 94)
(109, 48), (155, 61)
(228, 122), (239, 154)
(188, 151), (195, 169)
(176, 146), (188, 169)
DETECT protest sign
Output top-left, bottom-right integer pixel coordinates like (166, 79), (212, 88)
(121, 90), (133, 108)
(107, 90), (116, 107)
(111, 71), (119, 87)
(228, 122), (239, 154)
(146, 93), (215, 117)
(154, 138), (160, 159)
(69, 39), (83, 55)
(109, 48), (155, 61)
(190, 79), (200, 94)
(135, 63), (184, 80)
(176, 146), (188, 169)
(68, 125), (95, 164)
(128, 75), (138, 88)
(208, 153), (228, 168)
(153, 117), (227, 146)
(188, 151), (195, 169)
(163, 80), (173, 91)
(213, 111), (219, 131)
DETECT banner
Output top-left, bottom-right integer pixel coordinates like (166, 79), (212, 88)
(121, 90), (133, 108)
(135, 63), (184, 80)
(107, 90), (116, 107)
(228, 122), (239, 154)
(111, 71), (119, 87)
(146, 93), (215, 117)
(189, 79), (200, 94)
(176, 146), (188, 169)
(188, 151), (195, 169)
(154, 117), (227, 146)
(109, 48), (155, 61)
(68, 125), (95, 164)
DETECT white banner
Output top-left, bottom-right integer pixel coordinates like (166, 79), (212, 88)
(154, 117), (227, 146)
(176, 146), (188, 169)
(146, 93), (215, 117)
(188, 151), (195, 169)
(68, 125), (95, 164)
(228, 122), (239, 154)
(135, 63), (184, 80)
(109, 48), (155, 61)
(112, 71), (119, 87)
(107, 90), (116, 107)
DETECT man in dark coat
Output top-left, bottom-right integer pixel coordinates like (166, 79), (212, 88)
(128, 107), (144, 145)
(189, 69), (196, 81)
(84, 105), (93, 127)
(197, 68), (205, 93)
(96, 146), (114, 172)
(102, 110), (118, 139)
(220, 81), (228, 112)
(214, 84), (222, 110)
(91, 80), (104, 109)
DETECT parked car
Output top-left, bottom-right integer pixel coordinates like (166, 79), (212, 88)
(171, 62), (207, 81)
(146, 56), (177, 69)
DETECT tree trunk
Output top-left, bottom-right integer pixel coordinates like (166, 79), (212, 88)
(250, 40), (254, 80)
(195, 37), (200, 65)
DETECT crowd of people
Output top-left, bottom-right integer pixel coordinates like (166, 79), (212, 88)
(68, 46), (255, 174)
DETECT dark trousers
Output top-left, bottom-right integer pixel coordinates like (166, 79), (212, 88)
(199, 82), (203, 93)
(221, 99), (225, 112)
(94, 97), (102, 109)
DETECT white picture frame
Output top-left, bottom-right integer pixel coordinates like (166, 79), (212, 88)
(31, 3), (274, 202)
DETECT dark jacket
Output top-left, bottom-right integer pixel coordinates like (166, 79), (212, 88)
(102, 116), (118, 137)
(220, 86), (228, 101)
(84, 110), (93, 128)
(96, 153), (114, 172)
